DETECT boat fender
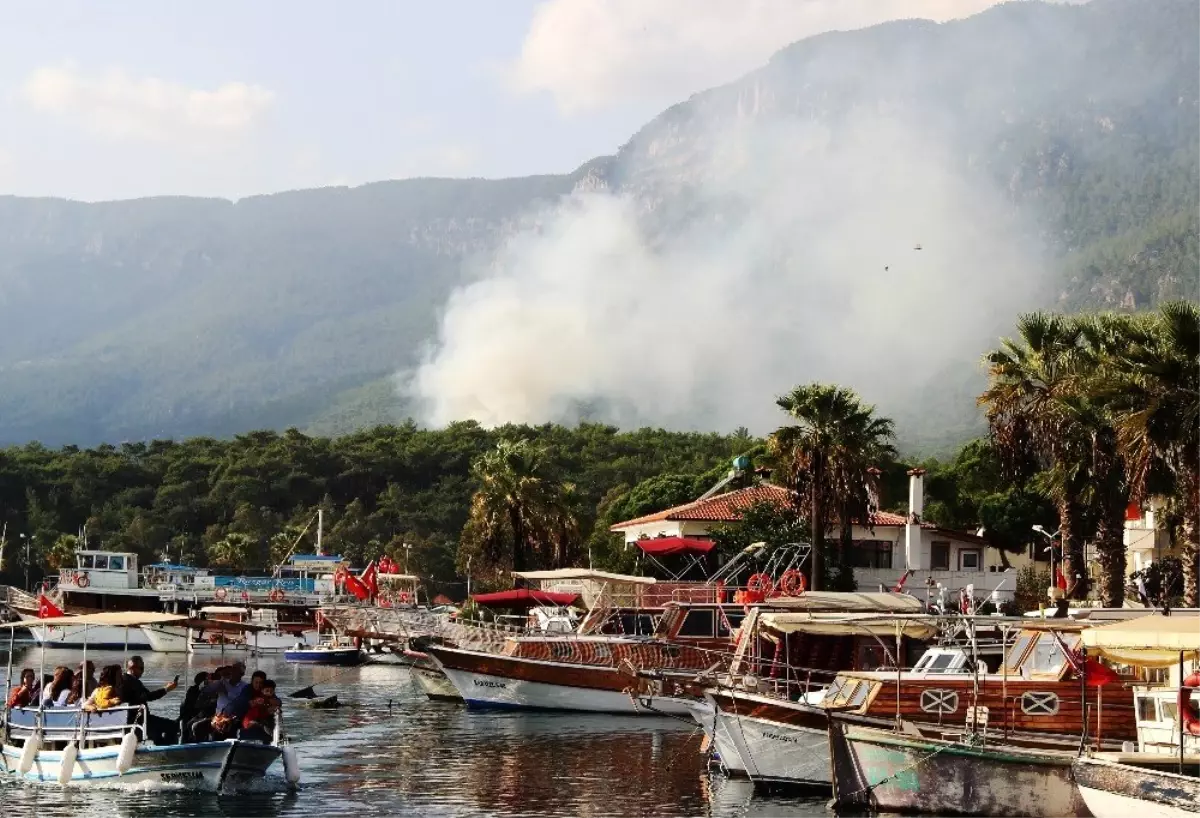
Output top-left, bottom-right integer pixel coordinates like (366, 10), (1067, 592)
(57, 741), (78, 784)
(116, 730), (138, 774)
(282, 746), (301, 786)
(1179, 670), (1200, 736)
(17, 729), (41, 774)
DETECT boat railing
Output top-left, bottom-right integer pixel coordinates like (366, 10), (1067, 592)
(4, 704), (146, 747)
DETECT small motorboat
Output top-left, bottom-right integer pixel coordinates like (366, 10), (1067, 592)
(284, 636), (362, 665)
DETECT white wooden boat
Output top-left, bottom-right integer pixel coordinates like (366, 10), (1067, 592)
(142, 607), (319, 655)
(1, 611), (301, 791)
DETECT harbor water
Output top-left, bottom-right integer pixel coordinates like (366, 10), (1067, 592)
(0, 645), (830, 817)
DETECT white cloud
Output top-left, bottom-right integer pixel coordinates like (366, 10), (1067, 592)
(21, 64), (274, 143)
(511, 0), (1012, 112)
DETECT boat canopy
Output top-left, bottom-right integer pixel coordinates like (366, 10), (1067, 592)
(199, 605), (251, 615)
(1081, 613), (1200, 667)
(471, 589), (580, 608)
(2, 611), (187, 628)
(761, 591), (925, 613)
(511, 569), (656, 585)
(758, 612), (938, 639)
(634, 537), (714, 556)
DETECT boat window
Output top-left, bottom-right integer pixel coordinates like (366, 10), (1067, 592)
(1020, 691), (1060, 715)
(78, 554), (94, 569)
(1024, 633), (1080, 676)
(835, 680), (861, 706)
(677, 610), (715, 638)
(1160, 699), (1179, 722)
(1003, 632), (1037, 673)
(920, 689), (960, 715)
(927, 653), (957, 673)
(824, 677), (847, 702)
(1136, 695), (1159, 722)
(92, 555), (109, 570)
(109, 555), (125, 571)
(717, 610), (745, 636)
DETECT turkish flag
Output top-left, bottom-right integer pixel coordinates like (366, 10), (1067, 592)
(1083, 658), (1121, 687)
(37, 595), (64, 619)
(1054, 567), (1068, 590)
(344, 573), (370, 601)
(360, 561), (378, 598)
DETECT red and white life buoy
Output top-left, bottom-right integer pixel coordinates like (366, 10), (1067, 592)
(214, 587), (228, 601)
(75, 573), (90, 588)
(269, 588), (285, 603)
(746, 573), (774, 601)
(777, 569), (807, 596)
(1179, 671), (1200, 736)
(398, 592), (410, 605)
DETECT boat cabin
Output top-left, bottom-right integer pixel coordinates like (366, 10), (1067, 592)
(58, 551), (139, 591)
(376, 573), (420, 608)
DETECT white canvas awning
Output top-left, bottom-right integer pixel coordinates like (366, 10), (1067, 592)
(763, 592), (925, 613)
(4, 612), (188, 628)
(1081, 613), (1200, 668)
(512, 569), (657, 585)
(758, 612), (938, 639)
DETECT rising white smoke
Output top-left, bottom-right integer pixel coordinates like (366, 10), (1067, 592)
(405, 111), (1048, 437)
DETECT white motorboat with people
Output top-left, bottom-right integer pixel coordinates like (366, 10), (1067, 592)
(0, 611), (300, 790)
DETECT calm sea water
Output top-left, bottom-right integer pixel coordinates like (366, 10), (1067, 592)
(0, 645), (829, 818)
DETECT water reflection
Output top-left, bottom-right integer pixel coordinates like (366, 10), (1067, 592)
(0, 645), (829, 817)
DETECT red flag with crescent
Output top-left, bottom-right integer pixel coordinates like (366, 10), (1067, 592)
(37, 594), (64, 618)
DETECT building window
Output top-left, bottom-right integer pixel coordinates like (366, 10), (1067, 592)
(959, 549), (981, 571)
(931, 542), (950, 570)
(1021, 691), (1060, 715)
(677, 610), (715, 637)
(920, 689), (959, 715)
(853, 540), (893, 569)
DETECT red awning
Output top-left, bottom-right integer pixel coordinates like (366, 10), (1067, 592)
(636, 537), (715, 556)
(470, 589), (579, 608)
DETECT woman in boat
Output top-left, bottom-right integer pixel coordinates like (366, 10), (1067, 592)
(239, 679), (279, 743)
(5, 668), (36, 708)
(83, 664), (123, 711)
(42, 666), (74, 707)
(66, 660), (96, 706)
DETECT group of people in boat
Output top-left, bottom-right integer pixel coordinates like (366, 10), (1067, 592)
(6, 658), (280, 746)
(179, 661), (282, 744)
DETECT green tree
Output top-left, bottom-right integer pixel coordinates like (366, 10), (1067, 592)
(768, 384), (895, 592)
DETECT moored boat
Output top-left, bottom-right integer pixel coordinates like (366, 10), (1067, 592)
(285, 636), (363, 665)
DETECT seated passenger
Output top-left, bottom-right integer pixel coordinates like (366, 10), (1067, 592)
(43, 666), (75, 707)
(239, 679), (280, 743)
(83, 664), (124, 711)
(6, 668), (36, 708)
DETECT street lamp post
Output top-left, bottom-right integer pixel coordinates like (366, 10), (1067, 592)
(19, 534), (32, 590)
(465, 555), (472, 600)
(1032, 525), (1062, 601)
(403, 542), (412, 574)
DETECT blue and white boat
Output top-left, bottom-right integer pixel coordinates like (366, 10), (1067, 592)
(284, 636), (362, 665)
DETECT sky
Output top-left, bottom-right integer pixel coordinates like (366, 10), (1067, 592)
(0, 0), (1019, 202)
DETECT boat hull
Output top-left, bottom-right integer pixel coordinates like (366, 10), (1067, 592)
(427, 646), (693, 715)
(411, 666), (462, 702)
(1073, 757), (1200, 817)
(829, 719), (1090, 817)
(0, 739), (281, 790)
(284, 648), (362, 665)
(20, 615), (151, 650)
(704, 691), (831, 788)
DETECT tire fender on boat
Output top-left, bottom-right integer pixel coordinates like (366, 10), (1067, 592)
(17, 729), (40, 774)
(116, 730), (138, 774)
(282, 745), (302, 786)
(57, 741), (78, 784)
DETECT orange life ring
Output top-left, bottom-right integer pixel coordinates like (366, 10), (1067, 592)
(1180, 671), (1200, 737)
(398, 592), (410, 604)
(777, 569), (807, 596)
(75, 573), (90, 588)
(215, 587), (228, 601)
(746, 573), (774, 599)
(269, 588), (285, 603)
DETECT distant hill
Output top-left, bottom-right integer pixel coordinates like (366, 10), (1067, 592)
(0, 0), (1195, 446)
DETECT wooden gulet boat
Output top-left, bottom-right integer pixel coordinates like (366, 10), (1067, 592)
(0, 612), (300, 790)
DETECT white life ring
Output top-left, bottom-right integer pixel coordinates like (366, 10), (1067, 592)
(214, 587), (228, 601)
(75, 573), (90, 588)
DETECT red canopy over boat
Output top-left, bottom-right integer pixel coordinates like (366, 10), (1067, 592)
(470, 589), (579, 608)
(635, 537), (715, 556)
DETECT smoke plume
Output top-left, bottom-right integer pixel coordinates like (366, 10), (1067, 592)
(406, 111), (1048, 438)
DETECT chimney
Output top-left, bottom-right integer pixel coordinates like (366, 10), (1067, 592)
(905, 468), (926, 570)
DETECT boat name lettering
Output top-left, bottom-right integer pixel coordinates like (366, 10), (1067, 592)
(473, 680), (506, 689)
(761, 731), (801, 744)
(161, 771), (204, 782)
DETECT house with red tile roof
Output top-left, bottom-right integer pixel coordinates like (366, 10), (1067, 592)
(610, 472), (1019, 601)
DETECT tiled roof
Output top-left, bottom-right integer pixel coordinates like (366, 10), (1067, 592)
(609, 483), (982, 540)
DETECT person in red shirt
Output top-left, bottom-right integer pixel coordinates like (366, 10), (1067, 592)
(6, 668), (36, 708)
(240, 679), (280, 743)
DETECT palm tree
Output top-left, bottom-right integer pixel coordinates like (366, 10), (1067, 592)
(1104, 302), (1200, 603)
(460, 439), (577, 577)
(980, 313), (1093, 600)
(769, 384), (896, 592)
